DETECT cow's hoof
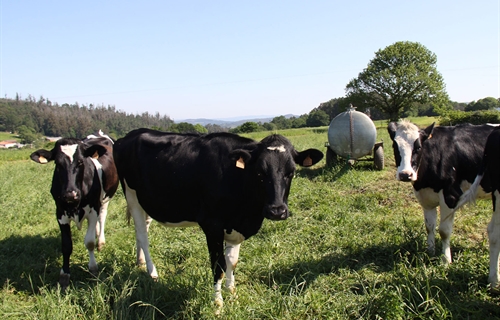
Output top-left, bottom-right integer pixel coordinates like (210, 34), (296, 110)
(225, 285), (236, 295)
(59, 273), (70, 291)
(89, 265), (99, 276)
(441, 255), (452, 265)
(490, 284), (500, 295)
(97, 242), (105, 252)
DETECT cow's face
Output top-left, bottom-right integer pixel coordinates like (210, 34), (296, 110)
(231, 134), (323, 220)
(30, 138), (103, 210)
(388, 121), (434, 182)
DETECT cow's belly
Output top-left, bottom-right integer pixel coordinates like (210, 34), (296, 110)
(124, 179), (199, 224)
(158, 221), (199, 228)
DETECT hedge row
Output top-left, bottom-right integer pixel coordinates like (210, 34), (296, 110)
(439, 110), (500, 126)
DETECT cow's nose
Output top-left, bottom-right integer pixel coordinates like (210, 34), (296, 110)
(266, 205), (289, 220)
(398, 171), (413, 182)
(63, 190), (80, 203)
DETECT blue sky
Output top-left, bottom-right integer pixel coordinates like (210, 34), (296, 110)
(1, 1), (499, 121)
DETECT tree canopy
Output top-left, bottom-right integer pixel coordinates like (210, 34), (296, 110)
(345, 41), (449, 121)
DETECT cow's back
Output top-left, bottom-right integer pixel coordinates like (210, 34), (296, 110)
(114, 129), (258, 223)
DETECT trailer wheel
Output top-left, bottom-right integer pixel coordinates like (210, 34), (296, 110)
(373, 145), (384, 170)
(326, 148), (339, 167)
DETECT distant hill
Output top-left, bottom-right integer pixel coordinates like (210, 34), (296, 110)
(178, 114), (297, 128)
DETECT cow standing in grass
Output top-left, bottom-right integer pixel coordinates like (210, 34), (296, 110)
(113, 129), (323, 307)
(453, 126), (500, 290)
(30, 132), (119, 289)
(388, 120), (496, 264)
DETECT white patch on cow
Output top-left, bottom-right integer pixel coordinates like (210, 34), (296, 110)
(58, 205), (91, 229)
(58, 214), (71, 225)
(394, 121), (420, 181)
(90, 157), (106, 202)
(60, 144), (78, 163)
(267, 145), (286, 152)
(87, 130), (114, 144)
(224, 229), (245, 244)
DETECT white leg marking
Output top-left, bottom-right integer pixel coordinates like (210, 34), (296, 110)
(85, 207), (99, 274)
(415, 188), (440, 256)
(224, 243), (241, 294)
(124, 180), (157, 279)
(214, 278), (224, 308)
(97, 201), (108, 252)
(438, 193), (455, 264)
(488, 191), (500, 287)
(424, 207), (438, 256)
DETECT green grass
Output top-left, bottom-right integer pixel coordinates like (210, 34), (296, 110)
(1, 117), (499, 319)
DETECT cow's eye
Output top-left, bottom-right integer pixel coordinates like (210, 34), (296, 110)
(77, 159), (84, 167)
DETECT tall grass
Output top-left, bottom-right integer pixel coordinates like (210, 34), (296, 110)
(0, 118), (499, 319)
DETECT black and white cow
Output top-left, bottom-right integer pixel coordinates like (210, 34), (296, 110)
(388, 120), (496, 264)
(30, 132), (119, 289)
(453, 126), (500, 289)
(113, 128), (323, 306)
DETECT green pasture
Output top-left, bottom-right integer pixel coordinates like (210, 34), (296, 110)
(0, 117), (498, 319)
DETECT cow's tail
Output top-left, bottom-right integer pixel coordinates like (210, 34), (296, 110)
(455, 173), (483, 212)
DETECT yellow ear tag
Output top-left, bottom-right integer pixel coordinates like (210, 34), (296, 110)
(39, 156), (48, 164)
(428, 134), (432, 139)
(303, 156), (313, 167)
(92, 150), (99, 159)
(236, 157), (245, 169)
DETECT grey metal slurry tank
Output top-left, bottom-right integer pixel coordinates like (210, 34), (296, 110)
(325, 105), (384, 170)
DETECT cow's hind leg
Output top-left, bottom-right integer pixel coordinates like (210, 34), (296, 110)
(96, 201), (109, 252)
(124, 183), (157, 279)
(488, 190), (500, 289)
(85, 207), (99, 275)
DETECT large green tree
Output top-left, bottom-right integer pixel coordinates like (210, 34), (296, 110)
(345, 41), (449, 121)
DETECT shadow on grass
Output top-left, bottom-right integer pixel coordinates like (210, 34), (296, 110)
(257, 238), (500, 318)
(0, 234), (203, 318)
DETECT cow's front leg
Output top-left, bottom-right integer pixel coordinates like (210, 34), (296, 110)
(438, 203), (455, 264)
(224, 243), (240, 295)
(58, 221), (72, 290)
(488, 191), (500, 289)
(85, 208), (99, 275)
(96, 201), (109, 252)
(423, 207), (438, 256)
(204, 229), (226, 307)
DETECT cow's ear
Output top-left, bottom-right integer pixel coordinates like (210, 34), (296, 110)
(421, 122), (435, 142)
(294, 148), (324, 167)
(83, 144), (107, 159)
(229, 149), (253, 169)
(30, 149), (53, 164)
(387, 122), (398, 141)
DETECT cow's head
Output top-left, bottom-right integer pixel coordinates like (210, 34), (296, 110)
(229, 134), (323, 220)
(30, 138), (109, 210)
(388, 121), (434, 182)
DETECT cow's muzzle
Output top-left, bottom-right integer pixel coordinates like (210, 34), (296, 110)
(264, 204), (289, 220)
(398, 170), (415, 182)
(62, 190), (80, 204)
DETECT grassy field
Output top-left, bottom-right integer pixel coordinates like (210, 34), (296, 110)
(0, 117), (499, 319)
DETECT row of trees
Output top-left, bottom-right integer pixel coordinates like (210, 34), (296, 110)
(2, 41), (499, 141)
